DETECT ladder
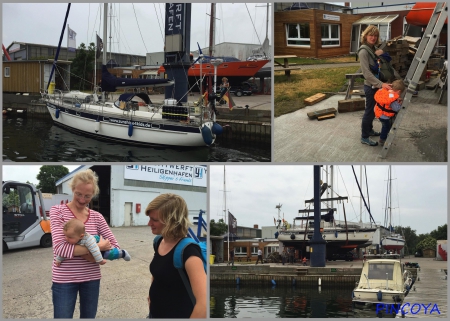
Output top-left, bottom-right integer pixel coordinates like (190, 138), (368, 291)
(380, 2), (448, 158)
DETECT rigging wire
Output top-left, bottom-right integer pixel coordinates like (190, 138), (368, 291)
(132, 3), (148, 54)
(154, 3), (165, 46)
(351, 166), (376, 224)
(244, 3), (263, 45)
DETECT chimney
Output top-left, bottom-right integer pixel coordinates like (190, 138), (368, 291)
(254, 224), (258, 229)
(344, 2), (350, 7)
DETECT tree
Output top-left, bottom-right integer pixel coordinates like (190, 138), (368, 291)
(416, 236), (437, 251)
(210, 219), (228, 236)
(36, 166), (69, 193)
(430, 224), (447, 240)
(70, 42), (96, 91)
(394, 225), (418, 255)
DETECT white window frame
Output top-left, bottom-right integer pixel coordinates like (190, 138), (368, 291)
(235, 247), (247, 254)
(4, 67), (10, 78)
(286, 23), (311, 47)
(321, 24), (340, 47)
(251, 246), (258, 254)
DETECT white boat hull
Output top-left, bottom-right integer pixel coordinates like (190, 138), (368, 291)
(46, 101), (214, 147)
(381, 236), (405, 251)
(352, 288), (405, 305)
(278, 228), (376, 248)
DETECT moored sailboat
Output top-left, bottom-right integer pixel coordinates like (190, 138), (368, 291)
(42, 3), (221, 147)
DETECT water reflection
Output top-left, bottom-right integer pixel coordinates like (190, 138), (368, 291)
(210, 285), (358, 318)
(3, 116), (270, 162)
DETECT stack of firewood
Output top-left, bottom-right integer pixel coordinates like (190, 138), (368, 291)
(385, 35), (444, 81)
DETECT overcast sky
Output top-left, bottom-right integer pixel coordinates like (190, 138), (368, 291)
(2, 3), (271, 56)
(210, 165), (447, 236)
(2, 165), (81, 186)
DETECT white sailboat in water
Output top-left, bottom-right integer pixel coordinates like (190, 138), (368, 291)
(42, 3), (221, 147)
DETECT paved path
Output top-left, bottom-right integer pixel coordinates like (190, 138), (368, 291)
(396, 261), (447, 318)
(274, 87), (447, 162)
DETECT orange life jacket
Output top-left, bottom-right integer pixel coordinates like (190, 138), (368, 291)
(374, 88), (399, 119)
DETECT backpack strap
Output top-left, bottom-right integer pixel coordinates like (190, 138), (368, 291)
(174, 238), (200, 306)
(356, 44), (376, 61)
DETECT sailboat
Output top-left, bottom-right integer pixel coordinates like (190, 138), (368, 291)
(380, 166), (405, 253)
(168, 3), (270, 90)
(277, 166), (377, 254)
(42, 4), (220, 147)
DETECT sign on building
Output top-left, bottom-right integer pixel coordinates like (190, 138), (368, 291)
(124, 165), (207, 187)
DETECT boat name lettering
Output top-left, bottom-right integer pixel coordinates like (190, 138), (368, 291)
(376, 303), (441, 315)
(109, 118), (151, 128)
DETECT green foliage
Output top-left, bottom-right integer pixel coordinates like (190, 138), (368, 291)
(394, 226), (417, 255)
(36, 166), (70, 193)
(210, 219), (227, 236)
(2, 190), (19, 207)
(70, 42), (96, 91)
(430, 224), (447, 240)
(416, 236), (437, 250)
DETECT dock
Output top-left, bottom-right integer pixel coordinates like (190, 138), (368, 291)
(395, 263), (447, 318)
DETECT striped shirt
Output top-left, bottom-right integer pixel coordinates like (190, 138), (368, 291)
(50, 205), (119, 283)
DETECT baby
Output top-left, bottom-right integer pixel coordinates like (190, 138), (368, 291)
(55, 218), (130, 266)
(374, 79), (406, 145)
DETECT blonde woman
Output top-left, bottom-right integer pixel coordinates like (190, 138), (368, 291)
(146, 193), (206, 318)
(359, 25), (401, 146)
(50, 169), (123, 318)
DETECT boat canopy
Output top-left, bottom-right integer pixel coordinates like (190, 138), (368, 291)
(356, 259), (403, 291)
(101, 65), (172, 92)
(294, 209), (334, 222)
(118, 93), (151, 104)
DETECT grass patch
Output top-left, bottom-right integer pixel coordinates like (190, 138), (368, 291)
(274, 65), (361, 117)
(274, 55), (357, 66)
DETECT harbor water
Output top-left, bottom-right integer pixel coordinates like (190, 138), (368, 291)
(210, 284), (391, 318)
(2, 116), (270, 162)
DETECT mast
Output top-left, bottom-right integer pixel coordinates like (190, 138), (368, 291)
(102, 3), (108, 102)
(360, 166), (363, 224)
(224, 166), (229, 261)
(389, 165), (392, 236)
(109, 4), (113, 61)
(209, 3), (215, 58)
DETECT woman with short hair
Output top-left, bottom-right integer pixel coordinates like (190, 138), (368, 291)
(146, 193), (206, 318)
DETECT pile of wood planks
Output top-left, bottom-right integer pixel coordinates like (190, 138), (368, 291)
(304, 93), (326, 106)
(385, 36), (444, 80)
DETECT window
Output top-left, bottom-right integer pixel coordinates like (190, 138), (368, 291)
(235, 247), (247, 254)
(4, 67), (10, 78)
(368, 263), (394, 280)
(286, 23), (310, 47)
(321, 24), (340, 47)
(251, 247), (259, 254)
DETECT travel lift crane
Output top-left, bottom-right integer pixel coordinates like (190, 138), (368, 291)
(380, 2), (448, 158)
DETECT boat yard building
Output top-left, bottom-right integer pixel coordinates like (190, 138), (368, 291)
(2, 41), (146, 94)
(274, 2), (422, 58)
(54, 165), (207, 228)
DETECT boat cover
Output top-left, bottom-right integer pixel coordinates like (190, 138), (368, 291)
(294, 209), (335, 222)
(356, 259), (403, 291)
(118, 93), (151, 104)
(101, 65), (172, 92)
